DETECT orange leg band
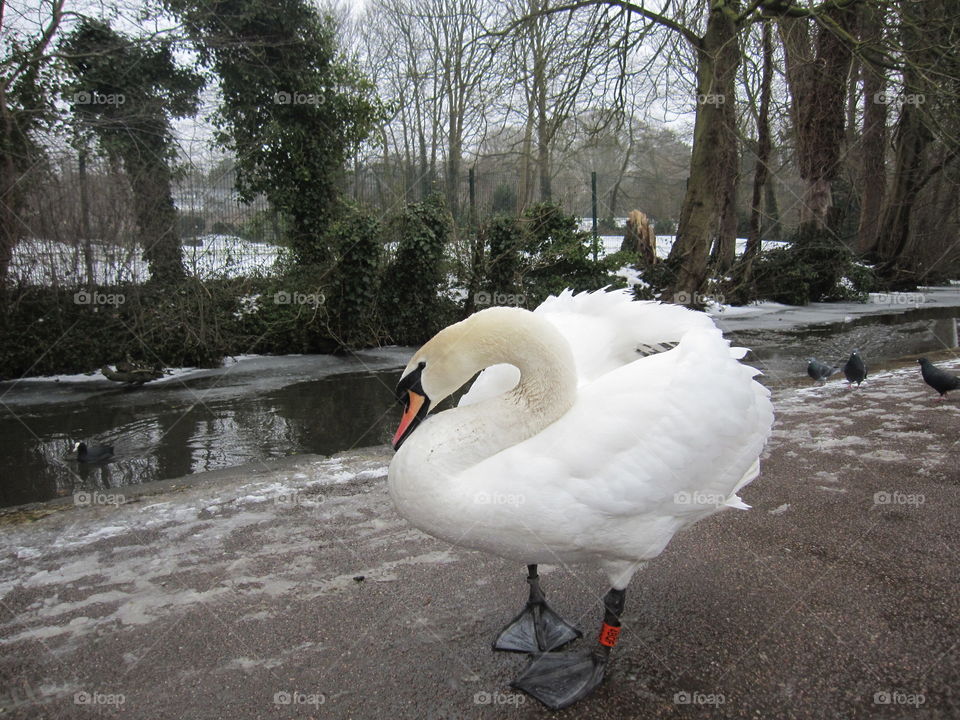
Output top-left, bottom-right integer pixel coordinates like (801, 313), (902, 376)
(598, 622), (621, 647)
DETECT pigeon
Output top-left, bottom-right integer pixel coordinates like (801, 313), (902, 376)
(918, 358), (960, 400)
(807, 358), (840, 382)
(73, 441), (114, 463)
(843, 350), (867, 387)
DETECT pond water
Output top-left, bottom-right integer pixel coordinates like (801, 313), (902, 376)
(1, 302), (957, 509)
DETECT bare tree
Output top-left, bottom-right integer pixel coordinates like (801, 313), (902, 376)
(738, 19), (775, 289)
(421, 0), (497, 217)
(0, 0), (66, 288)
(499, 0), (624, 207)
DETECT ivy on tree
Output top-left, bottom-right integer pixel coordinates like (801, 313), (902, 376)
(60, 19), (203, 285)
(165, 0), (383, 267)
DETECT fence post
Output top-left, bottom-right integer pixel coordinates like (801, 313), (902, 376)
(591, 171), (599, 262)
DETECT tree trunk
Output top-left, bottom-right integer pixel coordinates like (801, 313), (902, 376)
(763, 168), (781, 239)
(518, 101), (535, 212)
(874, 0), (938, 281)
(79, 148), (96, 286)
(874, 102), (931, 279)
(779, 5), (855, 229)
(534, 51), (551, 202)
(607, 141), (631, 221)
(742, 21), (774, 270)
(667, 0), (740, 303)
(0, 164), (17, 289)
(127, 158), (185, 284)
(857, 3), (887, 255)
(712, 167), (739, 274)
(446, 121), (462, 221)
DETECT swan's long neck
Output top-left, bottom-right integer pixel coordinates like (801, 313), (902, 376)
(486, 312), (577, 418)
(410, 308), (578, 472)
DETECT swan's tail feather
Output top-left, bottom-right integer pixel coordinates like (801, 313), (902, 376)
(724, 496), (752, 510)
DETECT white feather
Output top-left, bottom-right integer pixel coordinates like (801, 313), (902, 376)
(389, 288), (774, 588)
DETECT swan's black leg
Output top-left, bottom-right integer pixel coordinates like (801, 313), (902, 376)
(511, 587), (626, 710)
(492, 565), (581, 653)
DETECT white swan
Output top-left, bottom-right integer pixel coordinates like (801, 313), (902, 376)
(387, 288), (773, 709)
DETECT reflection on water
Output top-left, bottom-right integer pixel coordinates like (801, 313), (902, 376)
(727, 310), (959, 384)
(0, 370), (402, 508)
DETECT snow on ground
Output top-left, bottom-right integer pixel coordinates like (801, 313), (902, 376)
(13, 228), (793, 288)
(596, 234), (787, 258)
(10, 354), (264, 385)
(710, 285), (960, 332)
(0, 447), (403, 650)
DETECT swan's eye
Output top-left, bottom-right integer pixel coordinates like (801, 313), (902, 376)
(396, 360), (428, 404)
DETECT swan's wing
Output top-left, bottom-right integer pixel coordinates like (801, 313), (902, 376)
(534, 288), (717, 378)
(459, 288), (718, 407)
(457, 325), (774, 529)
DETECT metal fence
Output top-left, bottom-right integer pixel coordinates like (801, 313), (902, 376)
(10, 154), (282, 287)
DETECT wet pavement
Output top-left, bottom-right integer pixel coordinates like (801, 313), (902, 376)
(0, 355), (958, 719)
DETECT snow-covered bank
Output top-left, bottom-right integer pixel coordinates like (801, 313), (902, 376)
(708, 285), (960, 332)
(2, 348), (414, 399)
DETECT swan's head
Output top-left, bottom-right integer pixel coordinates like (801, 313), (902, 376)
(391, 307), (533, 449)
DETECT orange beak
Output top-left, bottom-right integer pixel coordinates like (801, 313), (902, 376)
(392, 390), (427, 449)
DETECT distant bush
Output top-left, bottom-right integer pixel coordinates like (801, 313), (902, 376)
(0, 279), (276, 379)
(211, 220), (237, 235)
(0, 196), (647, 378)
(240, 208), (291, 245)
(469, 203), (627, 309)
(484, 214), (522, 297)
(517, 203), (616, 306)
(752, 223), (875, 305)
(491, 183), (517, 214)
(325, 202), (383, 348)
(380, 193), (456, 345)
(179, 213), (205, 238)
(656, 218), (677, 236)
